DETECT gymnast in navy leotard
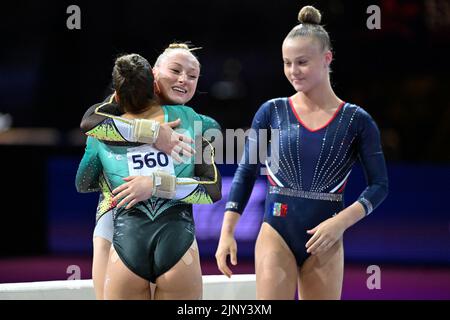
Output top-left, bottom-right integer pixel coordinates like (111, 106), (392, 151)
(226, 97), (388, 266)
(215, 5), (388, 300)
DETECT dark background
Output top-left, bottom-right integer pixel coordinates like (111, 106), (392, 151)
(0, 0), (449, 295)
(1, 0), (449, 162)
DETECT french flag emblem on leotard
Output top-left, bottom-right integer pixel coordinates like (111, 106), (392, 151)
(271, 202), (287, 217)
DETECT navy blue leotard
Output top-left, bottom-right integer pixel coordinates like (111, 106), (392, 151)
(226, 97), (388, 266)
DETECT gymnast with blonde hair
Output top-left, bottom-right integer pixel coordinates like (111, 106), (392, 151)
(77, 46), (221, 299)
(216, 6), (388, 300)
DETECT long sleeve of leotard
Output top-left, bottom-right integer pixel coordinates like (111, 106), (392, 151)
(176, 138), (222, 204)
(176, 114), (222, 203)
(355, 109), (389, 215)
(225, 101), (271, 214)
(81, 99), (222, 144)
(80, 95), (135, 142)
(75, 137), (116, 218)
(75, 136), (102, 193)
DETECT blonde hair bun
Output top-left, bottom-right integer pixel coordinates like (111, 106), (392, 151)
(298, 6), (322, 25)
(168, 43), (190, 50)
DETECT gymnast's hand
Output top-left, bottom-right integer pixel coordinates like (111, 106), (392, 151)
(305, 215), (346, 255)
(112, 176), (153, 210)
(215, 232), (238, 278)
(155, 118), (194, 163)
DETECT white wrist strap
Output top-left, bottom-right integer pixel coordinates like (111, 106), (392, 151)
(132, 119), (160, 144)
(152, 171), (176, 199)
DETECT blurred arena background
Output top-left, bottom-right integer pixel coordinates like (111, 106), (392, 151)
(0, 0), (449, 299)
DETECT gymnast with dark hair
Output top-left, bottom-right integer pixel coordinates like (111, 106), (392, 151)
(76, 52), (221, 299)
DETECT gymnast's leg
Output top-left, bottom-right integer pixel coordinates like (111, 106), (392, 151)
(154, 239), (203, 300)
(103, 245), (152, 300)
(297, 238), (344, 300)
(92, 237), (111, 299)
(92, 211), (114, 300)
(255, 222), (298, 300)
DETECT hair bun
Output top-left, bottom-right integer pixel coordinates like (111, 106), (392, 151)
(168, 43), (190, 50)
(298, 6), (322, 25)
(115, 54), (139, 79)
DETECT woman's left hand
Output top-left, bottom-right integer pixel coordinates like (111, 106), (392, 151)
(305, 215), (347, 255)
(112, 176), (153, 209)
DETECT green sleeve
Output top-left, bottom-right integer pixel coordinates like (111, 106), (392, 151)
(177, 137), (222, 204)
(199, 113), (222, 133)
(75, 137), (102, 193)
(95, 175), (117, 222)
(85, 117), (130, 142)
(81, 97), (132, 143)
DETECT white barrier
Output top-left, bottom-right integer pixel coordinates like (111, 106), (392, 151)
(0, 274), (256, 300)
(202, 275), (256, 300)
